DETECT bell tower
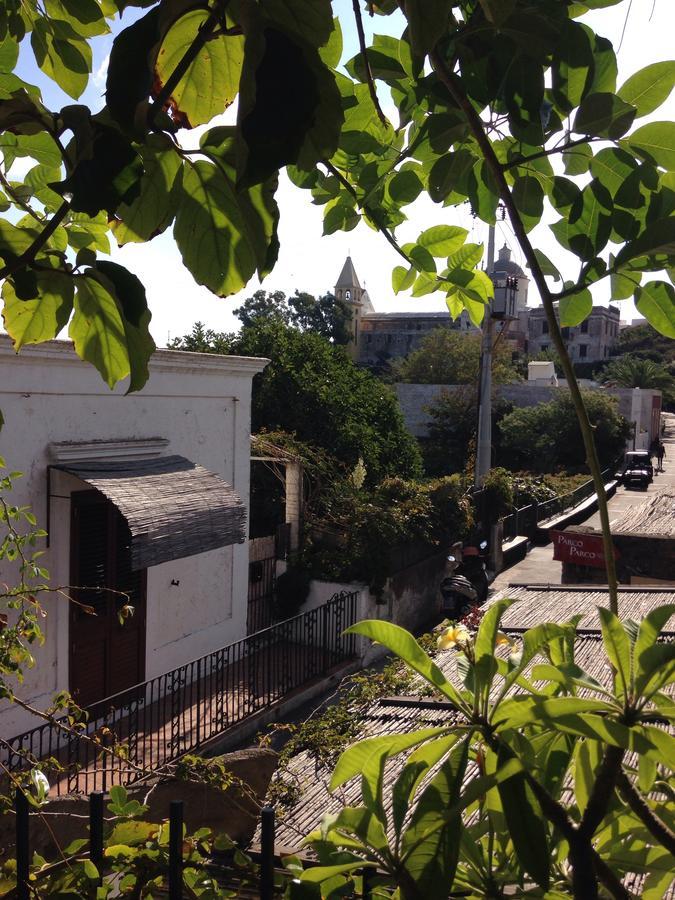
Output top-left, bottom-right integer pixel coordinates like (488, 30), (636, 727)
(334, 256), (369, 359)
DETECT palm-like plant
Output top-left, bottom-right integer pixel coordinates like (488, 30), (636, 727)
(599, 355), (675, 391)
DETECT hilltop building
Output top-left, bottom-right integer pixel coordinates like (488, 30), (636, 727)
(335, 249), (619, 367)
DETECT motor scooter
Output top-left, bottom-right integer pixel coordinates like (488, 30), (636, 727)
(439, 539), (489, 620)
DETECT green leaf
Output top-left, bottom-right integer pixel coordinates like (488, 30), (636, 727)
(392, 265), (416, 294)
(512, 175), (544, 233)
(113, 134), (182, 245)
(94, 262), (155, 393)
(446, 242), (483, 271)
(44, 0), (109, 38)
(573, 739), (602, 815)
(635, 281), (675, 338)
(319, 17), (342, 68)
(618, 61), (675, 118)
(560, 288), (592, 327)
(428, 149), (476, 204)
(323, 199), (359, 236)
(391, 734), (460, 838)
(2, 268), (73, 349)
(615, 217), (675, 268)
(563, 141), (593, 176)
(597, 607), (632, 698)
(610, 266), (641, 300)
(30, 20), (92, 100)
(69, 274), (129, 389)
(530, 249), (562, 282)
(404, 0), (450, 58)
(573, 92), (635, 139)
(401, 741), (468, 899)
(474, 598), (514, 692)
(633, 604), (675, 688)
(174, 160), (260, 296)
(329, 728), (448, 793)
(156, 10), (244, 128)
(107, 820), (158, 846)
(418, 225), (467, 257)
(301, 862), (374, 884)
(497, 746), (550, 890)
(345, 620), (468, 709)
(625, 122), (675, 171)
(553, 179), (613, 261)
(330, 806), (388, 855)
(590, 147), (639, 196)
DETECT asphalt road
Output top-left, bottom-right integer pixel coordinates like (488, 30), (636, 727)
(491, 412), (674, 590)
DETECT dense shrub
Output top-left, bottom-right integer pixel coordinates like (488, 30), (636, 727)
(497, 390), (630, 473)
(305, 475), (473, 594)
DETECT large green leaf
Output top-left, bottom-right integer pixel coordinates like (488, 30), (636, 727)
(329, 728), (448, 793)
(474, 598), (513, 692)
(30, 20), (92, 100)
(2, 268), (73, 349)
(618, 61), (675, 118)
(625, 122), (675, 172)
(174, 160), (258, 296)
(497, 745), (550, 890)
(428, 149), (476, 204)
(401, 740), (468, 899)
(590, 147), (639, 196)
(69, 274), (130, 389)
(512, 175), (544, 233)
(597, 607), (632, 698)
(113, 135), (182, 245)
(345, 620), (468, 709)
(155, 10), (244, 128)
(44, 0), (109, 38)
(404, 0), (450, 58)
(418, 225), (467, 257)
(633, 604), (675, 693)
(94, 262), (155, 393)
(573, 91), (635, 139)
(560, 288), (592, 326)
(262, 0), (335, 48)
(614, 217), (675, 267)
(391, 734), (460, 840)
(635, 281), (675, 338)
(553, 178), (613, 260)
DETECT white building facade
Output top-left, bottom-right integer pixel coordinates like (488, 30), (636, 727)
(0, 337), (266, 736)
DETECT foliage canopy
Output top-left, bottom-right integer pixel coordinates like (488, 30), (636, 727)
(0, 0), (674, 393)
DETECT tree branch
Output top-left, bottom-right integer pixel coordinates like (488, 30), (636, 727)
(322, 159), (412, 266)
(580, 745), (624, 838)
(0, 200), (70, 281)
(616, 770), (675, 855)
(429, 47), (621, 615)
(502, 137), (598, 170)
(351, 0), (388, 127)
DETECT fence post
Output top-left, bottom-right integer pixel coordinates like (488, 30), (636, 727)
(362, 866), (376, 899)
(260, 806), (275, 900)
(322, 602), (330, 674)
(15, 789), (29, 900)
(196, 658), (202, 747)
(169, 800), (183, 900)
(89, 791), (104, 886)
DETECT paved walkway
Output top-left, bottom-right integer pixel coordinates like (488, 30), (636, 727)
(491, 412), (674, 591)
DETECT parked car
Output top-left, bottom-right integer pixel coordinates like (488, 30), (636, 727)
(622, 463), (652, 490)
(622, 450), (653, 483)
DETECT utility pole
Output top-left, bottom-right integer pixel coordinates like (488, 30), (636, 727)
(474, 225), (496, 487)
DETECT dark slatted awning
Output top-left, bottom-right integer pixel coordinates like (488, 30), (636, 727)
(52, 455), (246, 570)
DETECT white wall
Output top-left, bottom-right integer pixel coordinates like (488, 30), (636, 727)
(0, 337), (267, 735)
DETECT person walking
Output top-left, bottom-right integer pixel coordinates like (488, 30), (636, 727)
(656, 440), (666, 471)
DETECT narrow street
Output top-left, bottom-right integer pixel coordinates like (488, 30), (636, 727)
(492, 413), (674, 590)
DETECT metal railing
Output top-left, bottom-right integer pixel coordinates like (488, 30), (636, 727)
(501, 467), (614, 540)
(2, 591), (359, 796)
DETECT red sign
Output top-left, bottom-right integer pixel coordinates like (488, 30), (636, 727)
(551, 531), (619, 569)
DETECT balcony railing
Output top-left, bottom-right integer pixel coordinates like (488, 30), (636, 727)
(2, 591), (359, 796)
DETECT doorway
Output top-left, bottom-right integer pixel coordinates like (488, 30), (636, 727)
(69, 491), (146, 708)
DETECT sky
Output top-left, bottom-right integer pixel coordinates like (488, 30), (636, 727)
(12, 0), (675, 345)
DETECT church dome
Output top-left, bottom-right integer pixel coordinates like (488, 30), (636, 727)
(493, 244), (526, 278)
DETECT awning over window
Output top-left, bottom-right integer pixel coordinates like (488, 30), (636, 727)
(52, 455), (246, 570)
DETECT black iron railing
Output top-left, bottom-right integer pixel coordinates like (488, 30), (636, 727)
(501, 467), (615, 541)
(3, 591), (358, 796)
